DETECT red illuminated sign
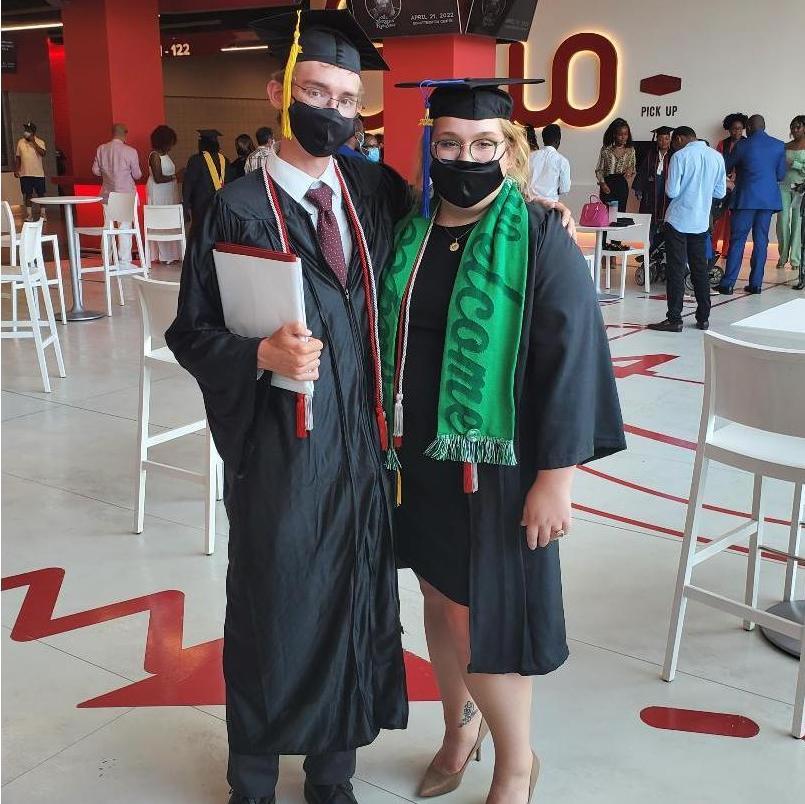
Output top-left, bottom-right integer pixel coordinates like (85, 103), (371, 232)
(509, 33), (618, 128)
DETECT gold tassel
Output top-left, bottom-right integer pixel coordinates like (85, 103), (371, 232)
(396, 469), (402, 506)
(281, 10), (303, 140)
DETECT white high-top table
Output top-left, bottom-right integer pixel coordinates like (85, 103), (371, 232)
(732, 298), (805, 346)
(732, 297), (805, 658)
(33, 195), (104, 321)
(577, 217), (642, 303)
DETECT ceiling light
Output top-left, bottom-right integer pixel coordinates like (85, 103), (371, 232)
(220, 44), (268, 52)
(1, 21), (63, 32)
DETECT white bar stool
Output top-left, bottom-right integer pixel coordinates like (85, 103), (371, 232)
(662, 331), (805, 738)
(76, 192), (147, 317)
(132, 276), (223, 555)
(143, 204), (186, 270)
(3, 200), (67, 328)
(601, 212), (652, 297)
(1, 220), (66, 393)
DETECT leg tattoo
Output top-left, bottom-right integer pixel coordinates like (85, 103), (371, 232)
(458, 700), (478, 728)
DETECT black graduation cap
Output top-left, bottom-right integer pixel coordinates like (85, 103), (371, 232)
(651, 125), (674, 136)
(23, 121), (37, 132)
(395, 77), (545, 122)
(251, 9), (388, 74)
(198, 129), (222, 139)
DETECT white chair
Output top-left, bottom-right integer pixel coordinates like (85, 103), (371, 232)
(583, 253), (595, 284)
(602, 212), (652, 297)
(76, 192), (147, 317)
(2, 200), (67, 328)
(1, 220), (66, 393)
(143, 204), (186, 270)
(132, 276), (223, 555)
(662, 332), (805, 738)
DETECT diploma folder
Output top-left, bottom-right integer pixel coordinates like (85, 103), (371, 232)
(213, 242), (313, 396)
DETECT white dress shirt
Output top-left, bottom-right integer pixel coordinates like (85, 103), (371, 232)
(527, 146), (571, 202)
(266, 150), (353, 266)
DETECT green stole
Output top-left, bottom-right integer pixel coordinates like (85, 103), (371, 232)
(379, 178), (530, 474)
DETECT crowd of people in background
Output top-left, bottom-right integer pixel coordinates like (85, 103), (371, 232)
(13, 111), (804, 282)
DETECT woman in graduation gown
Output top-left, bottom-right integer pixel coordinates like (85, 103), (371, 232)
(182, 129), (229, 238)
(379, 80), (626, 803)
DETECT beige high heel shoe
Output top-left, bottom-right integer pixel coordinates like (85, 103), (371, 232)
(527, 752), (541, 803)
(417, 717), (490, 798)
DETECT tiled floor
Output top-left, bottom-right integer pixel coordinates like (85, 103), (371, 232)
(2, 252), (804, 803)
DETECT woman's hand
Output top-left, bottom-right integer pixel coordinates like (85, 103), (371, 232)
(600, 182), (611, 195)
(521, 467), (574, 550)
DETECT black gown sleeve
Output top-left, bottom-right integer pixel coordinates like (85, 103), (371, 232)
(525, 211), (626, 469)
(165, 195), (265, 469)
(182, 155), (200, 218)
(379, 162), (414, 224)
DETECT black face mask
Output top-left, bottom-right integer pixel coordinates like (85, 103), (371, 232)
(289, 100), (355, 158)
(429, 158), (505, 209)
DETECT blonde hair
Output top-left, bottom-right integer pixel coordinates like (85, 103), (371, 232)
(415, 117), (532, 198)
(499, 120), (531, 193)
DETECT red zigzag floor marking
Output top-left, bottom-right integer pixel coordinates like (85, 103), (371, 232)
(1, 567), (440, 708)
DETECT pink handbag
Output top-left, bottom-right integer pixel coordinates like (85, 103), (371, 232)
(579, 195), (610, 227)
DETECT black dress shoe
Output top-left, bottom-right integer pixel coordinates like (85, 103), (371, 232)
(647, 319), (683, 332)
(228, 793), (275, 804)
(716, 285), (734, 295)
(743, 285), (762, 294)
(304, 779), (358, 804)
(696, 320), (709, 330)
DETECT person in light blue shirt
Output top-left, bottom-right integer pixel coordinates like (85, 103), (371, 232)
(648, 126), (726, 332)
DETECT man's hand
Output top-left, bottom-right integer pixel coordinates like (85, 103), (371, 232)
(521, 467), (574, 550)
(526, 194), (577, 241)
(257, 321), (323, 381)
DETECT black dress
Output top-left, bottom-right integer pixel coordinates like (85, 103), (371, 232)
(396, 222), (476, 605)
(392, 205), (626, 676)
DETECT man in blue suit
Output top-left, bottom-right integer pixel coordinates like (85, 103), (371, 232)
(718, 114), (787, 294)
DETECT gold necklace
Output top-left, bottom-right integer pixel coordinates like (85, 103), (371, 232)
(438, 222), (476, 252)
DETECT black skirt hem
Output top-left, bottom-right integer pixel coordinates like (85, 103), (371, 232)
(467, 645), (570, 677)
(402, 561), (470, 608)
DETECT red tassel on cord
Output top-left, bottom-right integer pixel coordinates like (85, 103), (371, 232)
(296, 393), (308, 439)
(463, 462), (478, 494)
(376, 407), (389, 451)
(393, 436), (403, 449)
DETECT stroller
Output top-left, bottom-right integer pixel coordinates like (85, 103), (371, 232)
(634, 226), (725, 292)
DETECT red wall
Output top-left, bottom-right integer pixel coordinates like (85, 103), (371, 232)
(47, 41), (72, 175)
(2, 31), (52, 93)
(61, 0), (164, 178)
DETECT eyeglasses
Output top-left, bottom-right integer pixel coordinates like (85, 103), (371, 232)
(431, 138), (506, 164)
(292, 82), (361, 118)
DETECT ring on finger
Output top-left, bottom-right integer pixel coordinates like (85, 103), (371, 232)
(550, 529), (567, 541)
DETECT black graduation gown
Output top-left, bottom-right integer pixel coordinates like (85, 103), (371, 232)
(182, 151), (230, 233)
(399, 205), (626, 676)
(165, 156), (412, 754)
(635, 147), (670, 219)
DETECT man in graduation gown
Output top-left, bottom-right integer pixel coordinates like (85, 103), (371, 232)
(634, 125), (673, 251)
(182, 129), (229, 237)
(166, 11), (412, 804)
